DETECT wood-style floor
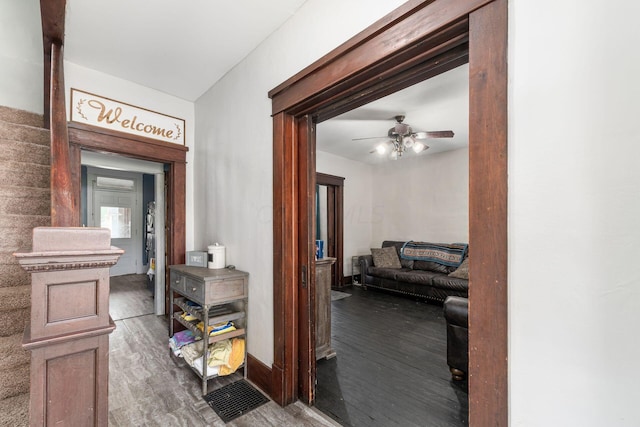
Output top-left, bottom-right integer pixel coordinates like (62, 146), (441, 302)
(315, 285), (468, 426)
(108, 274), (338, 426)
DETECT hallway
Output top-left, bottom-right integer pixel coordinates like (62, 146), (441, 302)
(107, 276), (337, 426)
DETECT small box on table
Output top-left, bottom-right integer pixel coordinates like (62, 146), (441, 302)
(186, 251), (208, 267)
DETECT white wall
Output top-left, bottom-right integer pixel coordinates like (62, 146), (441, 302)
(370, 148), (468, 245)
(194, 0), (406, 365)
(64, 62), (196, 252)
(509, 1), (640, 426)
(0, 0), (43, 113)
(316, 151), (374, 277)
(198, 0), (640, 423)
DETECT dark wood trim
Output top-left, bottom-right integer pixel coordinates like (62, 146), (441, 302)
(316, 173), (345, 288)
(69, 143), (81, 226)
(68, 122), (188, 163)
(271, 112), (298, 406)
(166, 161), (186, 313)
(270, 0), (508, 424)
(315, 43), (469, 123)
(39, 0), (66, 129)
(296, 115), (316, 404)
(67, 124), (188, 315)
(468, 1), (508, 425)
(49, 42), (77, 227)
(269, 0), (492, 116)
(246, 353), (272, 397)
(316, 173), (344, 187)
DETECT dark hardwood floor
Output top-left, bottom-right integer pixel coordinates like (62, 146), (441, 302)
(315, 286), (468, 427)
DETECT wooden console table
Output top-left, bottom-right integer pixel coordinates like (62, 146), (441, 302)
(316, 257), (336, 360)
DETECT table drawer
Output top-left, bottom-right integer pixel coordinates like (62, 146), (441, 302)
(182, 276), (205, 302)
(170, 270), (185, 292)
(205, 278), (247, 304)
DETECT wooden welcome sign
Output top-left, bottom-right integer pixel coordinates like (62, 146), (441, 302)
(70, 88), (185, 145)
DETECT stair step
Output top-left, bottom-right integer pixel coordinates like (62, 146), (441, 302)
(0, 120), (49, 147)
(0, 106), (44, 128)
(0, 214), (48, 288)
(0, 286), (30, 313)
(0, 392), (29, 427)
(0, 160), (50, 189)
(0, 307), (30, 337)
(0, 333), (30, 371)
(0, 227), (34, 253)
(0, 214), (50, 230)
(0, 187), (50, 217)
(0, 360), (29, 400)
(0, 138), (50, 165)
(0, 263), (30, 289)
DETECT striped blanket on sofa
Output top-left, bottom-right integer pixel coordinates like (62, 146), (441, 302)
(400, 241), (468, 267)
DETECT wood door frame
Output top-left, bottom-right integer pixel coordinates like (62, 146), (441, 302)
(67, 122), (188, 314)
(269, 0), (507, 425)
(316, 172), (344, 288)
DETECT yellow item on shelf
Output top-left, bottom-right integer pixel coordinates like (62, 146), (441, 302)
(180, 312), (198, 322)
(195, 320), (236, 336)
(219, 337), (245, 376)
(195, 321), (213, 335)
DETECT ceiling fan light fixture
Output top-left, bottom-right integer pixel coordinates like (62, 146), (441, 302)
(402, 135), (415, 147)
(412, 141), (427, 153)
(354, 115), (453, 160)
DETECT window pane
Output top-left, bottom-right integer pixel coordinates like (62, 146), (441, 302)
(100, 207), (131, 238)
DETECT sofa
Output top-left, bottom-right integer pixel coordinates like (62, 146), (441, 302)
(443, 296), (469, 380)
(358, 240), (468, 302)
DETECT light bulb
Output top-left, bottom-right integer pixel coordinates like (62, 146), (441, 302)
(403, 135), (414, 147)
(412, 142), (426, 153)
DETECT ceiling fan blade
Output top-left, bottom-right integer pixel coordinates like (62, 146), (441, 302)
(413, 130), (455, 139)
(352, 136), (388, 141)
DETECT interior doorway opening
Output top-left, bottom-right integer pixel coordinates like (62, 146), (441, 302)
(316, 172), (344, 288)
(81, 151), (167, 316)
(269, 1), (507, 424)
(312, 63), (470, 425)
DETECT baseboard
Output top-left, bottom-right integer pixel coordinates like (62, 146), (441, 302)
(246, 353), (272, 398)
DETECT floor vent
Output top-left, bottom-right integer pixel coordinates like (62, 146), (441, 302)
(203, 379), (270, 423)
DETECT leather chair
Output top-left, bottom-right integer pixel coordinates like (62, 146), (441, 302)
(443, 296), (468, 381)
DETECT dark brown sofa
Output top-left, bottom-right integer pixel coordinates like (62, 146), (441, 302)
(443, 296), (468, 380)
(358, 240), (468, 302)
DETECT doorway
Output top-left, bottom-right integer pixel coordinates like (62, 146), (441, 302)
(81, 150), (167, 316)
(269, 1), (507, 424)
(316, 172), (344, 288)
(68, 122), (187, 315)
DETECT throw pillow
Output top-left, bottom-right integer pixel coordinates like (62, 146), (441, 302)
(371, 246), (402, 268)
(448, 258), (469, 279)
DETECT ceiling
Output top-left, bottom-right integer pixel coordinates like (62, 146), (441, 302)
(63, 1), (468, 164)
(64, 0), (308, 101)
(316, 64), (469, 164)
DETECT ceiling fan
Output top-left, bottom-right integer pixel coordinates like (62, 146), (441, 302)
(353, 115), (454, 159)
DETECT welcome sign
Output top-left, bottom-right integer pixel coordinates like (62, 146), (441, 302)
(70, 88), (185, 145)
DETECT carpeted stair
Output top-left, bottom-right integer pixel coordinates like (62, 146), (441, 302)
(0, 105), (51, 426)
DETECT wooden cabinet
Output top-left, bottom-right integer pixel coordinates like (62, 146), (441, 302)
(316, 257), (336, 360)
(169, 265), (248, 395)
